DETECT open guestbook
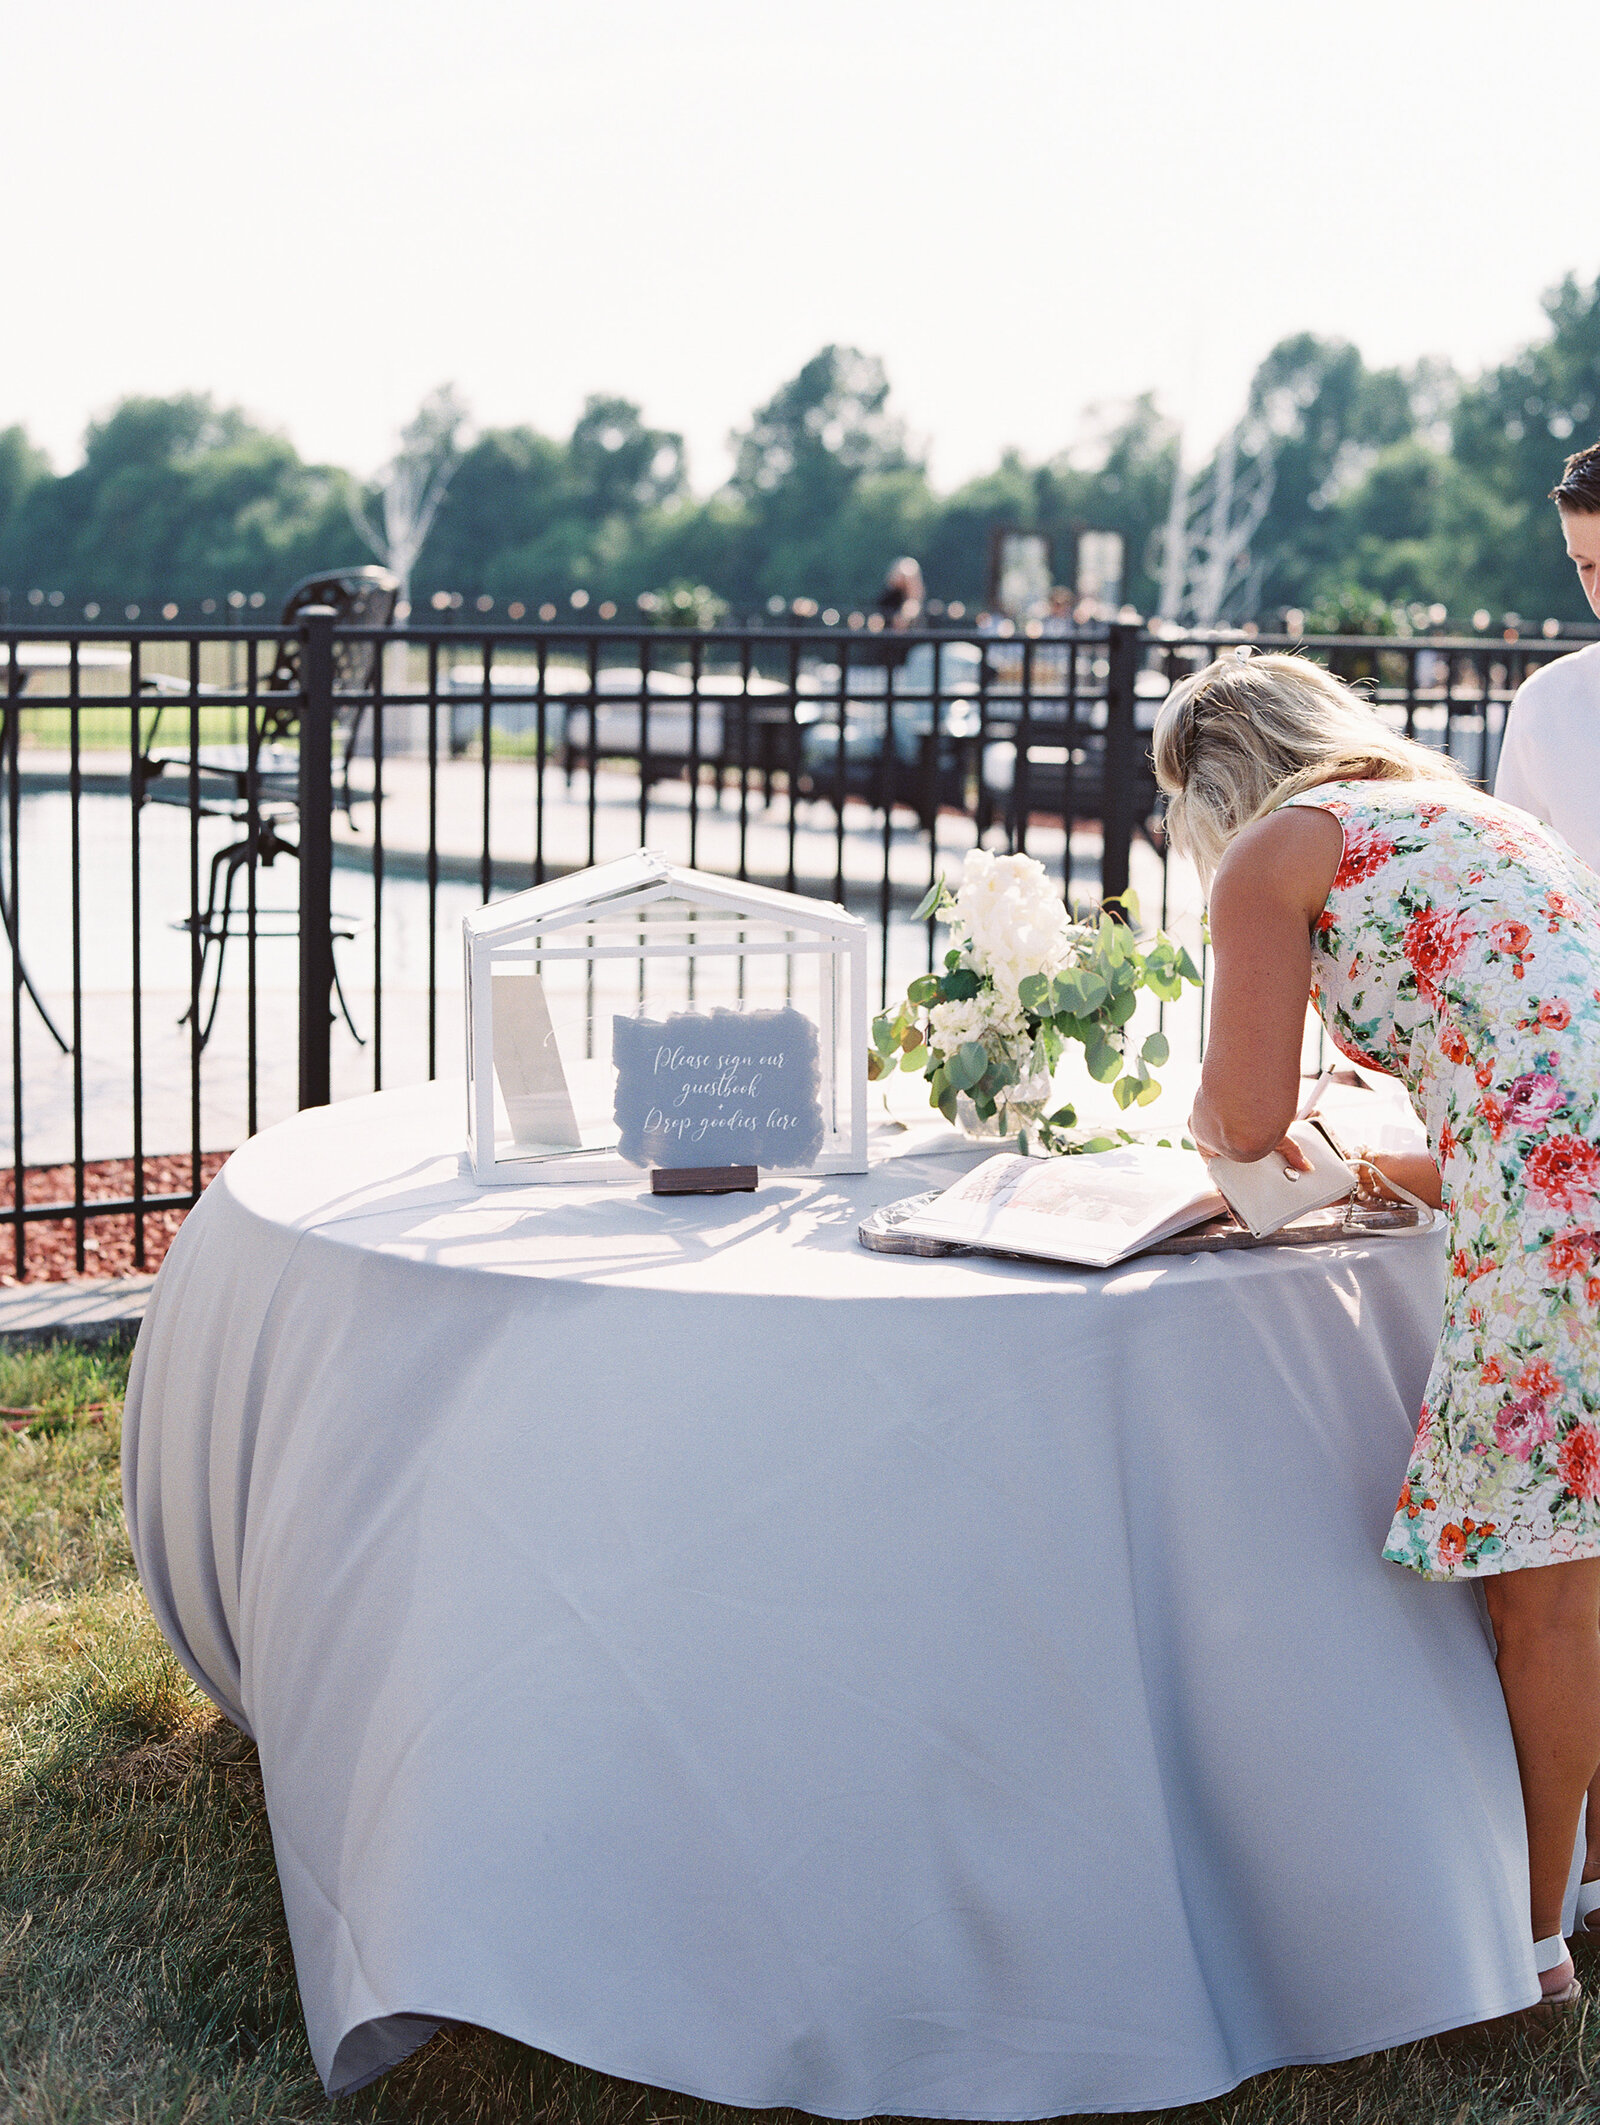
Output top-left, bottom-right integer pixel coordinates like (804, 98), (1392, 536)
(864, 1117), (1430, 1271)
(885, 1146), (1227, 1270)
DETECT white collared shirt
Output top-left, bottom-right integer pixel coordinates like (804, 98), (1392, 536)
(1494, 641), (1600, 872)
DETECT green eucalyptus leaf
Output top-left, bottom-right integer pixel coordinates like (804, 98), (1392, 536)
(942, 1043), (977, 1091)
(1085, 1036), (1121, 1084)
(940, 967), (981, 1002)
(1141, 1030), (1170, 1066)
(1080, 1134), (1119, 1153)
(937, 1086), (959, 1122)
(906, 974), (942, 1007)
(958, 1039), (990, 1088)
(1017, 973), (1050, 1012)
(1111, 1074), (1143, 1110)
(1107, 989), (1138, 1027)
(912, 877), (948, 924)
(1047, 1103), (1078, 1128)
(900, 1045), (927, 1073)
(1135, 1078), (1164, 1107)
(872, 1015), (898, 1056)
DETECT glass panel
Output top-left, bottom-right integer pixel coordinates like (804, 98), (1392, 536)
(483, 916), (845, 1173)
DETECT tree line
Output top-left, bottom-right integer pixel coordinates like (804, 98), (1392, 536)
(3, 272), (1599, 630)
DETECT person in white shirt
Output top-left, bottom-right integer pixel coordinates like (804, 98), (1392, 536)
(1495, 443), (1600, 871)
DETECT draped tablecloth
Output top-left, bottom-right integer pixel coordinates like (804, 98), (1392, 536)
(123, 1081), (1542, 2113)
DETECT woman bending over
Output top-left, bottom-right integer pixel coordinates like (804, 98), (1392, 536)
(1154, 651), (1600, 2014)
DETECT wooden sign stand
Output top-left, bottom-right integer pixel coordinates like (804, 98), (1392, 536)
(650, 1166), (759, 1196)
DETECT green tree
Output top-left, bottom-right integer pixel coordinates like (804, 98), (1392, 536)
(0, 395), (357, 610)
(1451, 270), (1600, 624)
(1239, 335), (1430, 611)
(725, 346), (925, 604)
(569, 396), (685, 518)
(0, 427), (49, 570)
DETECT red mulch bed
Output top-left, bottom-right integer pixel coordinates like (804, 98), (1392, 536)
(0, 1153), (231, 1285)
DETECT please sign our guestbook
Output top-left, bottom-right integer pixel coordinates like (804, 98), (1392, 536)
(611, 1006), (825, 1170)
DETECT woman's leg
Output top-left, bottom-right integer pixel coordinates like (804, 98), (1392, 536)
(1586, 1688), (1600, 1896)
(1484, 1558), (1600, 1991)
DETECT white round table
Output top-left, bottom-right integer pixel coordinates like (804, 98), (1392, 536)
(124, 1082), (1541, 2112)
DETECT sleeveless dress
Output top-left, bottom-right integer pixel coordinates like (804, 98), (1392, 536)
(1280, 778), (1600, 1580)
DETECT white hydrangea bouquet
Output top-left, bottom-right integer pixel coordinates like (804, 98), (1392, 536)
(868, 851), (1201, 1155)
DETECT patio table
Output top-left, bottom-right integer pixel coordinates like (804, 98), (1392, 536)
(124, 1081), (1542, 2109)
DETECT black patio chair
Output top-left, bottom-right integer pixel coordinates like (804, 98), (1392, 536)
(136, 565), (398, 1048)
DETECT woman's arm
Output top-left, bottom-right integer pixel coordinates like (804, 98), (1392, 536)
(1188, 808), (1344, 1164)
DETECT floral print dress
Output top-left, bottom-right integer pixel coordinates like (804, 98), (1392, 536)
(1281, 778), (1600, 1580)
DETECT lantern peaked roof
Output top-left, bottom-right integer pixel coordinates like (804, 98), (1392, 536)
(461, 849), (865, 942)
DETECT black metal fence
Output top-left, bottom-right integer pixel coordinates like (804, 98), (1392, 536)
(1, 613), (1578, 1275)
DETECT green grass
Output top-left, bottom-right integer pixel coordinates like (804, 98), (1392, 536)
(16, 704), (260, 754)
(4, 1337), (1600, 2123)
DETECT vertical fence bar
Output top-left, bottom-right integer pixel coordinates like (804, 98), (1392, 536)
(426, 637), (440, 1080)
(297, 605), (337, 1109)
(6, 649), (23, 1278)
(68, 644), (85, 1270)
(371, 630), (385, 1091)
(687, 633), (702, 870)
(245, 635), (260, 1137)
(584, 635), (599, 869)
(480, 635), (494, 904)
(186, 640), (203, 1199)
(637, 633), (652, 857)
(129, 637), (145, 1268)
(1100, 620), (1141, 909)
(533, 638), (548, 887)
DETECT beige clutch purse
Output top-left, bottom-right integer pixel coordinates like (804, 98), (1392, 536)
(1204, 1118), (1358, 1238)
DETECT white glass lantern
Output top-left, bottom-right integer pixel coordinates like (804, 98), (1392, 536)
(464, 850), (869, 1184)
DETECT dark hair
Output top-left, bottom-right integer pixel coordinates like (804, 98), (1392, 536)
(1550, 440), (1600, 513)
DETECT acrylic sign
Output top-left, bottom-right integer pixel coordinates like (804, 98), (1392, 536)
(611, 1006), (825, 1170)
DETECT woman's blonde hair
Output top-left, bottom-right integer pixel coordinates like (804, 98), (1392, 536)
(1152, 650), (1462, 879)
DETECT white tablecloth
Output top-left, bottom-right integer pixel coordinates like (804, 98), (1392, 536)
(123, 1082), (1542, 2112)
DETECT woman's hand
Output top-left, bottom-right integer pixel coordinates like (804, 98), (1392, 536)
(1189, 1112), (1314, 1172)
(1353, 1148), (1444, 1209)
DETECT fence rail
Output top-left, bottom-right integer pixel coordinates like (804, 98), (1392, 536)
(1, 614), (1578, 1276)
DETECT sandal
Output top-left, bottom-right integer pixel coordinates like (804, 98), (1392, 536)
(1531, 1934), (1581, 2017)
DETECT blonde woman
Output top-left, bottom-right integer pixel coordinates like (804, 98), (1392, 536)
(1154, 651), (1600, 2016)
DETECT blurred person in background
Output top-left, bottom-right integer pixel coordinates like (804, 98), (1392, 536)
(1495, 443), (1600, 871)
(876, 555), (924, 632)
(867, 556), (924, 670)
(1041, 585), (1077, 635)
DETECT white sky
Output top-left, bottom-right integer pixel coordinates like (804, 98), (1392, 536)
(7, 0), (1599, 492)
